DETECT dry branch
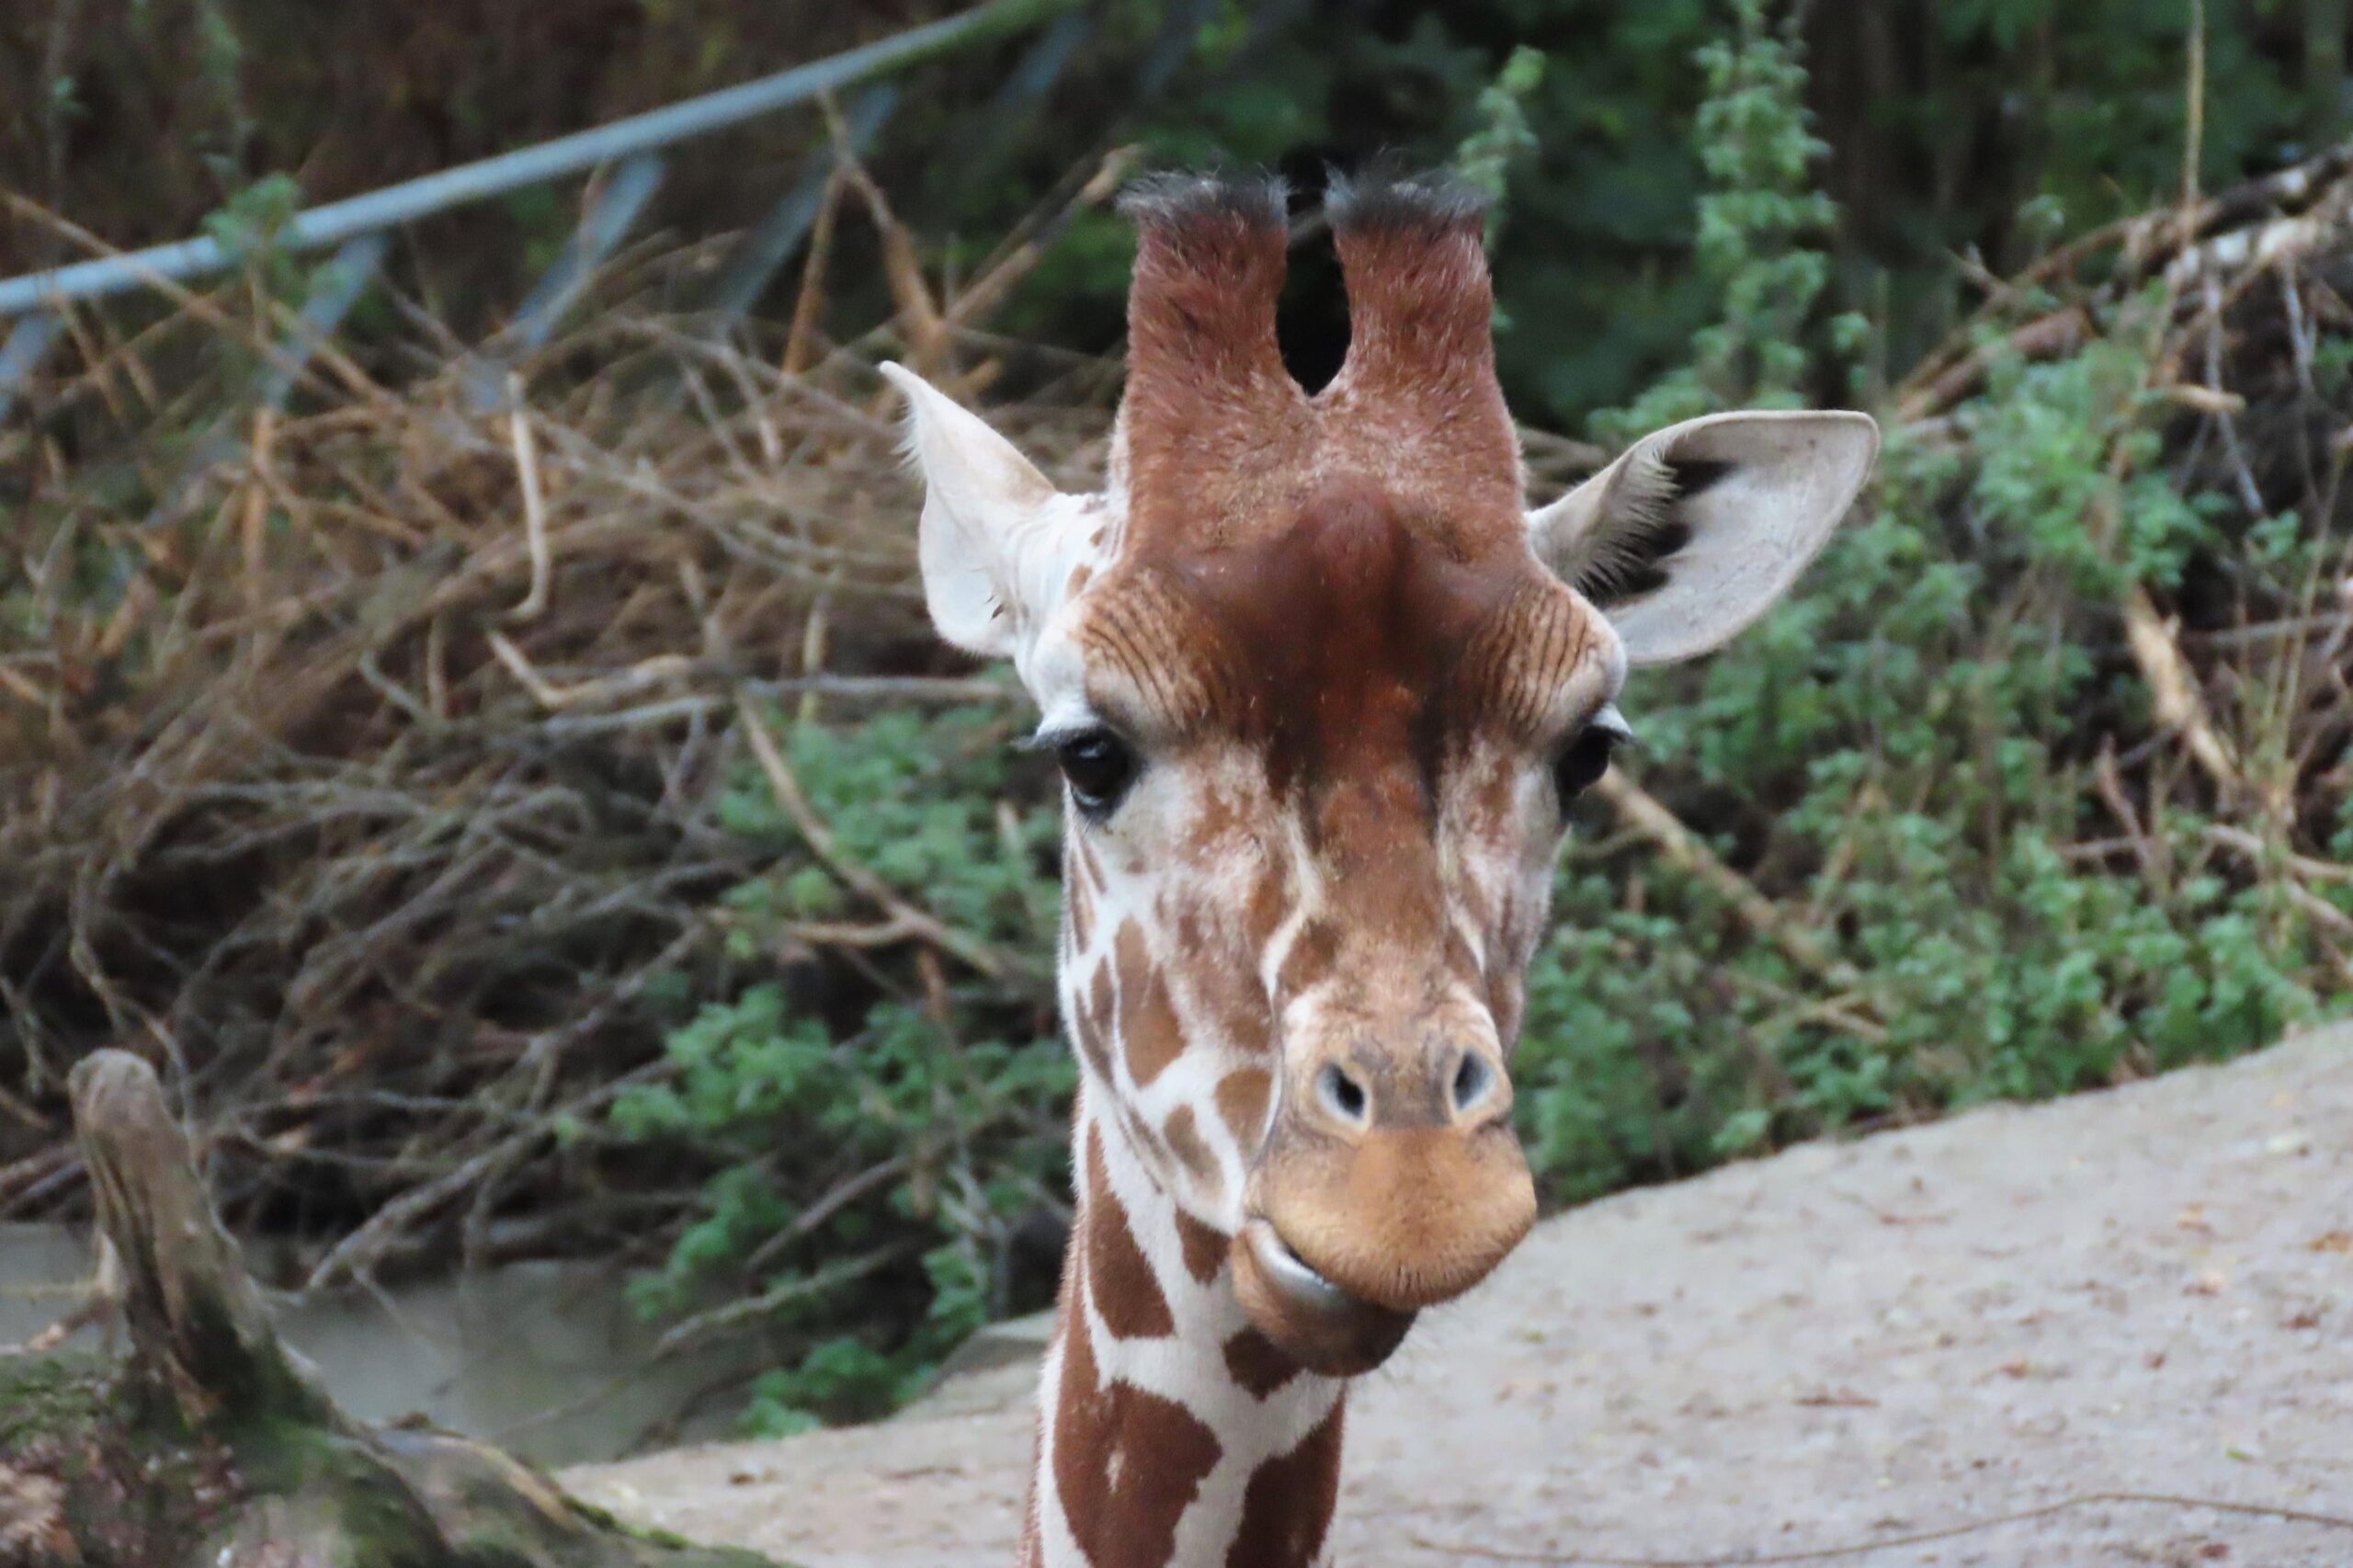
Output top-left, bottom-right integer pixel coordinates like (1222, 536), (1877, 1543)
(1593, 770), (1870, 1005)
(1, 227), (1102, 1278)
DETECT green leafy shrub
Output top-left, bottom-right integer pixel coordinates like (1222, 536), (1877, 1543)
(611, 0), (2347, 1436)
(610, 705), (1071, 1431)
(1506, 6), (2341, 1200)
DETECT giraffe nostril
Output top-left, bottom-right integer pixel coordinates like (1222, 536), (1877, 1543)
(1315, 1062), (1370, 1128)
(1450, 1051), (1494, 1116)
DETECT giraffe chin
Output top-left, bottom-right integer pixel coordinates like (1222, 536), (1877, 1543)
(1231, 1218), (1418, 1378)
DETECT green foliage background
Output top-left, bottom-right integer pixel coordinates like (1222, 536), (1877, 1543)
(6, 0), (2349, 1437)
(590, 2), (2343, 1428)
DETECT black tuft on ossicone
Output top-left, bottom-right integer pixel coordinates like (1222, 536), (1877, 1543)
(1322, 164), (1490, 236)
(1116, 170), (1291, 236)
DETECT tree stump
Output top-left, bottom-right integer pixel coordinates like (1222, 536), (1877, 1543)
(0, 1051), (792, 1568)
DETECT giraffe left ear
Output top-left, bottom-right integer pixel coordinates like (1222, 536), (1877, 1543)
(881, 362), (1099, 664)
(1528, 410), (1879, 665)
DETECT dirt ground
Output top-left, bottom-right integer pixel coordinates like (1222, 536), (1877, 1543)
(569, 1022), (2353, 1567)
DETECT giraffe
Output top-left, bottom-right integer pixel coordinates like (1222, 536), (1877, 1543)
(880, 168), (1878, 1568)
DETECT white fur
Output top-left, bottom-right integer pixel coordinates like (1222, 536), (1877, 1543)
(1078, 1098), (1344, 1566)
(880, 363), (1110, 676)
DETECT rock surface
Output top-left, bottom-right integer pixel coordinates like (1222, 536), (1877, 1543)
(570, 1024), (2353, 1566)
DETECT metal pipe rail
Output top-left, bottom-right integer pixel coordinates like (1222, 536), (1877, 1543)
(0, 0), (1082, 318)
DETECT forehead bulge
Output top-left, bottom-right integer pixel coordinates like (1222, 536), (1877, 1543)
(1063, 475), (1621, 819)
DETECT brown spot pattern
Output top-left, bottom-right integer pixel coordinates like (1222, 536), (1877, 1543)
(1069, 968), (1115, 1085)
(1120, 1103), (1171, 1173)
(1274, 917), (1339, 1004)
(1070, 836), (1104, 894)
(1443, 926), (1483, 989)
(1178, 911), (1274, 1062)
(1164, 1104), (1222, 1203)
(1114, 922), (1185, 1085)
(1221, 1327), (1302, 1400)
(1053, 1292), (1222, 1568)
(1186, 783), (1246, 853)
(1224, 1400), (1345, 1568)
(1243, 863), (1290, 950)
(1215, 1068), (1272, 1150)
(1173, 1208), (1229, 1286)
(1066, 863), (1096, 953)
(1085, 1125), (1173, 1340)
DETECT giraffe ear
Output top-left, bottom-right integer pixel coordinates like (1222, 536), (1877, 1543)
(1528, 411), (1879, 665)
(881, 362), (1098, 663)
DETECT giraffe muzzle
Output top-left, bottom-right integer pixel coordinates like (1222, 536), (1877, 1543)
(1230, 1045), (1538, 1375)
(1230, 1217), (1417, 1378)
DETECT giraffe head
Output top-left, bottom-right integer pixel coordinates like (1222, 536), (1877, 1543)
(884, 171), (1876, 1380)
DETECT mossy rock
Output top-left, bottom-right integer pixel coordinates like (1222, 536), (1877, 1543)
(0, 1352), (243, 1565)
(0, 1053), (797, 1568)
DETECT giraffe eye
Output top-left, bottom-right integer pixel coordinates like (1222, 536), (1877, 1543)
(1055, 728), (1139, 817)
(1552, 706), (1631, 805)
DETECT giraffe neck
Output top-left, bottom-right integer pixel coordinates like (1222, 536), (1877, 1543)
(1021, 1089), (1346, 1568)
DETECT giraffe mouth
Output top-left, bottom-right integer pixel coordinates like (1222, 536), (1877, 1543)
(1233, 1218), (1417, 1377)
(1252, 1220), (1350, 1307)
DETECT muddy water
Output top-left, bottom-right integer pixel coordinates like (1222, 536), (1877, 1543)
(0, 1222), (756, 1466)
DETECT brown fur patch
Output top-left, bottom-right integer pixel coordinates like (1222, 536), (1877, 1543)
(1243, 862), (1290, 952)
(1173, 1207), (1228, 1286)
(1223, 1399), (1345, 1568)
(1065, 861), (1096, 954)
(1113, 923), (1185, 1085)
(1095, 167), (1594, 798)
(1274, 917), (1340, 1005)
(1070, 835), (1104, 895)
(1444, 926), (1483, 990)
(1053, 1290), (1222, 1568)
(1186, 781), (1247, 852)
(1120, 1102), (1170, 1173)
(1215, 1067), (1272, 1150)
(1069, 967), (1115, 1086)
(1164, 1104), (1221, 1203)
(1085, 1124), (1173, 1340)
(1317, 173), (1518, 520)
(1490, 971), (1526, 1051)
(1221, 1326), (1302, 1400)
(1177, 910), (1273, 1061)
(1073, 564), (1242, 735)
(1119, 176), (1315, 561)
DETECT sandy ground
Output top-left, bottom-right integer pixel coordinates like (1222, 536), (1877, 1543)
(570, 1023), (2353, 1566)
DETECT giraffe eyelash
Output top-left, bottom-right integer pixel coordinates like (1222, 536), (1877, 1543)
(1552, 703), (1633, 804)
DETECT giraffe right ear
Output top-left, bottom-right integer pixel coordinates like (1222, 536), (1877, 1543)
(1528, 411), (1879, 666)
(881, 362), (1098, 663)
